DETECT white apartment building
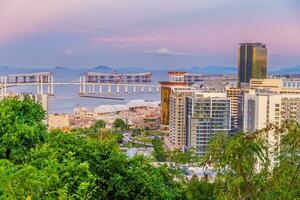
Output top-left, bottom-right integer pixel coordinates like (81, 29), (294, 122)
(243, 91), (300, 132)
(186, 93), (231, 155)
(243, 91), (300, 169)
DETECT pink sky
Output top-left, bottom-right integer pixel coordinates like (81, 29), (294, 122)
(0, 0), (299, 68)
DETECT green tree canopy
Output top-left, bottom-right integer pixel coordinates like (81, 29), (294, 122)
(2, 97), (299, 199)
(113, 118), (127, 131)
(202, 121), (300, 200)
(91, 120), (106, 130)
(0, 96), (46, 160)
(152, 139), (167, 162)
(0, 98), (187, 199)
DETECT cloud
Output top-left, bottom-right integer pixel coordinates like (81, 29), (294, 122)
(57, 28), (101, 34)
(63, 49), (73, 55)
(144, 48), (193, 57)
(90, 35), (171, 44)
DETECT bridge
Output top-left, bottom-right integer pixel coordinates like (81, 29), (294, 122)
(6, 72), (54, 95)
(0, 72), (161, 97)
(84, 71), (152, 83)
(79, 74), (160, 95)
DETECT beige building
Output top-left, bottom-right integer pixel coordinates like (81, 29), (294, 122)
(74, 107), (94, 118)
(244, 91), (300, 131)
(250, 78), (300, 94)
(48, 113), (70, 129)
(225, 86), (242, 130)
(160, 72), (189, 125)
(168, 87), (195, 149)
(243, 91), (300, 169)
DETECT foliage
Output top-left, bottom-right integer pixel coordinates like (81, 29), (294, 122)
(185, 176), (216, 200)
(0, 96), (46, 161)
(202, 121), (300, 200)
(152, 139), (167, 162)
(91, 120), (106, 131)
(131, 128), (142, 137)
(113, 118), (127, 131)
(169, 148), (199, 165)
(0, 98), (187, 199)
(1, 98), (299, 199)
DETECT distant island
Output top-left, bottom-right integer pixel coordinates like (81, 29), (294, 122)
(270, 65), (300, 74)
(93, 65), (113, 71)
(54, 66), (69, 70)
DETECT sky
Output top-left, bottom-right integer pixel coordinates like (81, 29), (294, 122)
(0, 0), (299, 69)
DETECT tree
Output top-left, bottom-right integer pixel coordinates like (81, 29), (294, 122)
(169, 148), (198, 165)
(202, 121), (300, 200)
(0, 97), (46, 160)
(152, 139), (167, 162)
(91, 120), (106, 131)
(185, 176), (215, 200)
(131, 128), (142, 137)
(113, 118), (127, 131)
(0, 96), (187, 199)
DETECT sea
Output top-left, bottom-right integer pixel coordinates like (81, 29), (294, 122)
(0, 67), (168, 114)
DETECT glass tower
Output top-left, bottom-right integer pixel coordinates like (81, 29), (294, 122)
(238, 43), (267, 87)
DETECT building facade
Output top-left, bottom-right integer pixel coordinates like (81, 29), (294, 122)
(243, 91), (300, 132)
(159, 72), (189, 125)
(168, 88), (194, 149)
(243, 91), (300, 169)
(250, 78), (300, 94)
(186, 93), (231, 155)
(225, 86), (242, 131)
(48, 113), (70, 129)
(238, 43), (267, 86)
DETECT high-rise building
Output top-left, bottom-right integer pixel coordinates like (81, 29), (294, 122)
(186, 93), (231, 155)
(243, 91), (300, 132)
(243, 91), (300, 169)
(168, 87), (194, 149)
(225, 86), (243, 131)
(238, 43), (267, 86)
(159, 72), (189, 125)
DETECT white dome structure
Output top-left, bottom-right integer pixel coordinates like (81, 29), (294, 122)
(94, 104), (129, 114)
(112, 104), (129, 112)
(94, 99), (160, 114)
(146, 101), (160, 107)
(94, 105), (115, 114)
(126, 99), (147, 108)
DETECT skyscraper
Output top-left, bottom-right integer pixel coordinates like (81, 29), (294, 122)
(238, 43), (267, 86)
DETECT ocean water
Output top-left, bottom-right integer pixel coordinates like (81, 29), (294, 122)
(1, 68), (167, 114)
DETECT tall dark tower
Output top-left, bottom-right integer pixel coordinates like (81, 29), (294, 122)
(238, 43), (267, 87)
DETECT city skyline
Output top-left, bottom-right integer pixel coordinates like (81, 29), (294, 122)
(0, 0), (300, 69)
